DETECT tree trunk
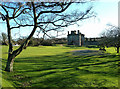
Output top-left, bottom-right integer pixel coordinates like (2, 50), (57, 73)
(5, 54), (15, 72)
(117, 47), (119, 53)
(4, 2), (37, 72)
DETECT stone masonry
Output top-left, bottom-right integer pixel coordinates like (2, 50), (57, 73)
(67, 30), (101, 46)
(67, 30), (85, 46)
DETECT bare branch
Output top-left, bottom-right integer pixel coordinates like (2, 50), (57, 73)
(1, 5), (8, 15)
(35, 2), (60, 8)
(10, 24), (34, 29)
(37, 3), (72, 18)
(10, 8), (31, 19)
(0, 4), (17, 9)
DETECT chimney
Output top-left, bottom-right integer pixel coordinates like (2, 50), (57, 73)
(78, 30), (80, 34)
(68, 31), (69, 35)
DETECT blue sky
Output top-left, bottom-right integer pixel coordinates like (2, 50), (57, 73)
(60, 0), (118, 38)
(0, 1), (119, 39)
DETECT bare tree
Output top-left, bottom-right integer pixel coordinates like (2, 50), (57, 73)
(100, 24), (120, 53)
(1, 32), (8, 45)
(0, 2), (95, 72)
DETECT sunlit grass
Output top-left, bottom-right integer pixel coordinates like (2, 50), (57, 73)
(106, 47), (120, 54)
(2, 45), (119, 88)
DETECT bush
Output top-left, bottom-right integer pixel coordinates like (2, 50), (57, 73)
(41, 40), (53, 46)
(28, 40), (34, 46)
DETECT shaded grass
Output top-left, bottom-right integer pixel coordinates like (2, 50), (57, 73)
(1, 77), (15, 88)
(1, 45), (119, 88)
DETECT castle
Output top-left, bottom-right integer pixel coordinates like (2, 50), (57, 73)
(67, 30), (100, 46)
(67, 30), (85, 46)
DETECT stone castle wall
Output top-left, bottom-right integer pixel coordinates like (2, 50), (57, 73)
(67, 30), (100, 46)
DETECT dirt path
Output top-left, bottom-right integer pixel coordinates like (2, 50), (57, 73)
(71, 50), (106, 56)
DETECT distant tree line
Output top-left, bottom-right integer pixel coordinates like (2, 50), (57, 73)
(0, 32), (8, 45)
(0, 33), (67, 46)
(22, 37), (67, 46)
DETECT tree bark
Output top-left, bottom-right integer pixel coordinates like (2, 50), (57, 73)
(117, 47), (119, 53)
(5, 54), (15, 72)
(5, 15), (15, 72)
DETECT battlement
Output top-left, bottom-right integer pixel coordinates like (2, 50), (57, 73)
(68, 30), (84, 36)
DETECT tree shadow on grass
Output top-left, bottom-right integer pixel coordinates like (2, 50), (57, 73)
(86, 45), (99, 48)
(9, 52), (119, 88)
(14, 52), (119, 73)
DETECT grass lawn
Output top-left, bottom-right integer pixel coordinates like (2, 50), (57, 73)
(1, 45), (119, 88)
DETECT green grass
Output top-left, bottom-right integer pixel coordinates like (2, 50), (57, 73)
(1, 45), (119, 88)
(1, 77), (15, 88)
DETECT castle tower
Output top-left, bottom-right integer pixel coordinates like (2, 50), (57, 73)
(67, 30), (85, 46)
